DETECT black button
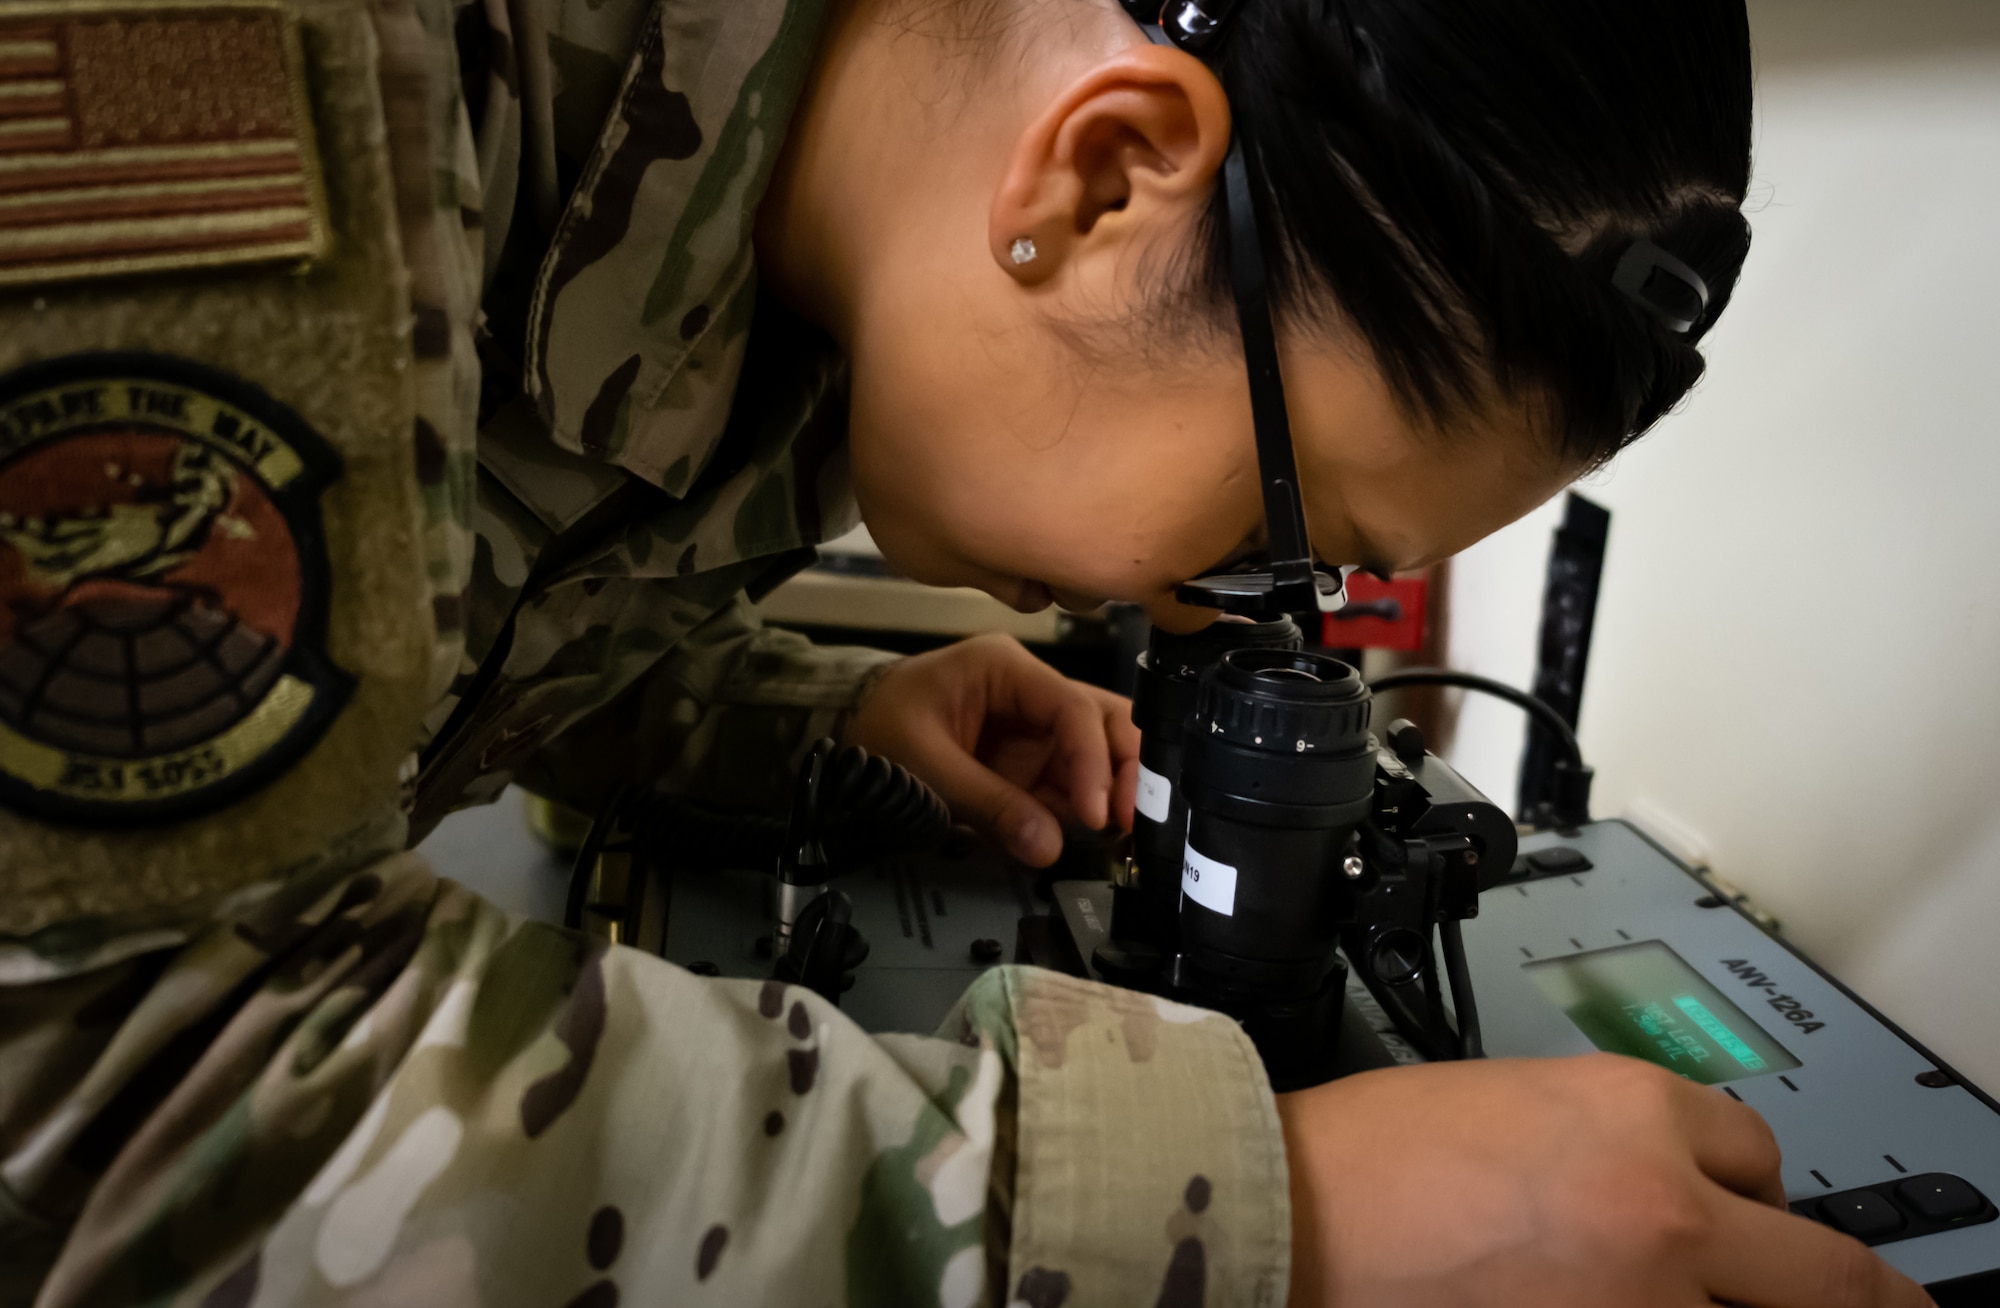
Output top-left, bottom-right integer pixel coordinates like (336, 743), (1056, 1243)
(1527, 847), (1593, 874)
(1896, 1174), (1987, 1222)
(1817, 1190), (1907, 1240)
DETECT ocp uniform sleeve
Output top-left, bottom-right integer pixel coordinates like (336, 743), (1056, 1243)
(947, 968), (1295, 1308)
(513, 591), (899, 818)
(7, 857), (1289, 1308)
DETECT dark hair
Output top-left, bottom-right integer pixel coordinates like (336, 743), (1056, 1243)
(1200, 0), (1754, 465)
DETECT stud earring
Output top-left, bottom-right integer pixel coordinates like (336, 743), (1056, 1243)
(1009, 237), (1037, 265)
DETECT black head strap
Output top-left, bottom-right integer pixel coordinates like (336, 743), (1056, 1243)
(1124, 2), (1341, 616)
(1175, 139), (1333, 616)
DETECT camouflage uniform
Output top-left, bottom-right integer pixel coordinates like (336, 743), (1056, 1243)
(0, 0), (1291, 1305)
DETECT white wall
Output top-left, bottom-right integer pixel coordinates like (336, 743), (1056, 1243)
(1443, 45), (2000, 1088)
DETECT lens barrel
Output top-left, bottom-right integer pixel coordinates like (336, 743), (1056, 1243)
(1125, 618), (1300, 956)
(1177, 649), (1375, 993)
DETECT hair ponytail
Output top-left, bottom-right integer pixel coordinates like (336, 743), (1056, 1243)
(1195, 0), (1754, 464)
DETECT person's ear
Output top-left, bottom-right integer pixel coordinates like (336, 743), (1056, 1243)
(988, 44), (1230, 285)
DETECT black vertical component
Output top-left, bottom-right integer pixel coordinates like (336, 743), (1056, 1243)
(1103, 602), (1152, 700)
(1177, 649), (1377, 1088)
(1101, 618), (1301, 987)
(1518, 494), (1609, 825)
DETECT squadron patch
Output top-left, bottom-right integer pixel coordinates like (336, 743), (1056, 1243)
(0, 353), (349, 826)
(0, 1), (329, 288)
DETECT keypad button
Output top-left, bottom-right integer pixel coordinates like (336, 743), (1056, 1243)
(1527, 847), (1592, 874)
(1895, 1174), (1987, 1222)
(1817, 1190), (1907, 1240)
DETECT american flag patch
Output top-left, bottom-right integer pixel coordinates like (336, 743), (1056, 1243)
(0, 1), (328, 288)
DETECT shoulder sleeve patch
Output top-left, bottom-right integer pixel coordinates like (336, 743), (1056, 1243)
(0, 1), (330, 289)
(0, 351), (351, 826)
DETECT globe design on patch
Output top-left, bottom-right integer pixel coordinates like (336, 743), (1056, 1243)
(0, 592), (284, 758)
(0, 436), (295, 763)
(0, 354), (352, 827)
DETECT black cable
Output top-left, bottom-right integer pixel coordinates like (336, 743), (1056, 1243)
(1418, 941), (1451, 1057)
(1366, 667), (1585, 773)
(1352, 954), (1449, 1064)
(566, 742), (949, 939)
(637, 744), (949, 871)
(1440, 919), (1483, 1060)
(566, 782), (631, 931)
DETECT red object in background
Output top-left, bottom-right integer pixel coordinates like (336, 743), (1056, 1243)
(1322, 571), (1428, 652)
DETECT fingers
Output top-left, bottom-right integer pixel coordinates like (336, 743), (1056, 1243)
(1053, 694), (1112, 830)
(1110, 752), (1140, 831)
(1702, 1191), (1936, 1308)
(1677, 1085), (1787, 1208)
(842, 634), (1141, 864)
(1034, 678), (1137, 833)
(914, 722), (1067, 865)
(1091, 684), (1142, 761)
(1091, 687), (1142, 831)
(981, 639), (1115, 831)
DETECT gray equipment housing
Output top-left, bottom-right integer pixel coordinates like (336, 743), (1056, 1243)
(660, 818), (2000, 1301)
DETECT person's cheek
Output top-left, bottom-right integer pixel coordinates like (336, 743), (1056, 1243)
(1146, 595), (1223, 633)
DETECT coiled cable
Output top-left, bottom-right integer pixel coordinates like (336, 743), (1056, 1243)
(633, 739), (951, 872)
(565, 741), (951, 934)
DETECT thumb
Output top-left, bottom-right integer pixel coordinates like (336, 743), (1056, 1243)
(922, 745), (1065, 866)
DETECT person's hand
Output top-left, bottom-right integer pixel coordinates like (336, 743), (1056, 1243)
(840, 633), (1139, 865)
(1279, 1054), (1936, 1308)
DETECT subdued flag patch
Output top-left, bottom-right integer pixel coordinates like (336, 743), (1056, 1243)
(0, 2), (329, 288)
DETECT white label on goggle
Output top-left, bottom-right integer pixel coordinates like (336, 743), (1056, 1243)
(1181, 842), (1238, 917)
(1135, 763), (1171, 824)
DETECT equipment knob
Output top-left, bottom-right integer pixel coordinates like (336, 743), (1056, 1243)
(1388, 718), (1427, 768)
(1370, 929), (1426, 986)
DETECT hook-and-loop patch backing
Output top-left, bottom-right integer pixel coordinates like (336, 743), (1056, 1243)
(0, 0), (436, 940)
(0, 0), (332, 287)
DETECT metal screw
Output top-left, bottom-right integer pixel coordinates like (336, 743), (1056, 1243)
(1343, 855), (1365, 880)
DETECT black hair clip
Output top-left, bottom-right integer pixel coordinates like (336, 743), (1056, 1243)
(1120, 0), (1243, 53)
(1613, 239), (1710, 335)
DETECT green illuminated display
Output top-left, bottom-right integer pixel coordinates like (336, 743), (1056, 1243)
(1525, 941), (1800, 1085)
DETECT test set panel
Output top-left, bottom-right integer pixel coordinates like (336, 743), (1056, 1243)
(659, 845), (1037, 1035)
(1462, 820), (2000, 1297)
